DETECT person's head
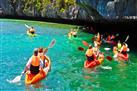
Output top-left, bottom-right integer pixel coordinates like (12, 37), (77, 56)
(33, 48), (38, 56)
(38, 47), (43, 53)
(123, 42), (128, 47)
(31, 27), (34, 29)
(118, 40), (120, 43)
(38, 47), (44, 56)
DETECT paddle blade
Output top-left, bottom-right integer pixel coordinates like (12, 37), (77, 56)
(104, 48), (110, 51)
(106, 56), (113, 61)
(125, 35), (129, 42)
(48, 39), (56, 48)
(101, 66), (112, 70)
(7, 75), (22, 83)
(82, 41), (89, 47)
(78, 47), (85, 51)
(25, 24), (31, 29)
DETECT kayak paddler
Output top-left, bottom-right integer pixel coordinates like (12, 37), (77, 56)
(22, 48), (43, 75)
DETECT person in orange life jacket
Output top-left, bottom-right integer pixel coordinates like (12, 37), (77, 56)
(93, 46), (100, 57)
(27, 27), (35, 34)
(22, 48), (42, 75)
(38, 47), (50, 69)
(106, 34), (116, 41)
(106, 35), (111, 41)
(94, 33), (101, 48)
(120, 42), (129, 55)
(96, 32), (101, 42)
(85, 45), (96, 62)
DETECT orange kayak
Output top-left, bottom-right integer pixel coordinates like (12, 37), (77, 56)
(84, 53), (104, 68)
(117, 53), (129, 61)
(25, 56), (51, 85)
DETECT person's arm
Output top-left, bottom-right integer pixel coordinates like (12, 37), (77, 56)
(40, 59), (44, 69)
(43, 48), (48, 54)
(22, 57), (32, 74)
(120, 46), (124, 53)
(127, 48), (130, 52)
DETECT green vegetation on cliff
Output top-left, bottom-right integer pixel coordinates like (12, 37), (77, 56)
(8, 0), (76, 16)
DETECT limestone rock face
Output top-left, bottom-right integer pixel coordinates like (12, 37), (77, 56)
(77, 0), (137, 18)
(0, 0), (102, 21)
(0, 0), (136, 19)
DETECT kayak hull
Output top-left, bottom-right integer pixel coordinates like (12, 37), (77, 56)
(103, 39), (117, 45)
(84, 54), (104, 68)
(27, 31), (37, 37)
(117, 53), (129, 61)
(25, 69), (46, 85)
(25, 56), (50, 85)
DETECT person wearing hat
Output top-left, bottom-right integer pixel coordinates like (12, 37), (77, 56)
(85, 45), (96, 62)
(94, 33), (101, 48)
(22, 48), (42, 75)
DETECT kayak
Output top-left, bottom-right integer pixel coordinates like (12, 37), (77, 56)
(25, 56), (51, 85)
(113, 46), (129, 61)
(68, 32), (77, 39)
(117, 53), (129, 61)
(84, 53), (104, 68)
(27, 31), (37, 37)
(103, 39), (116, 45)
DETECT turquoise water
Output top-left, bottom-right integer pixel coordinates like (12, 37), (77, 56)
(0, 19), (137, 91)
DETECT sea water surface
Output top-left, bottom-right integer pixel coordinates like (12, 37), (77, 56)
(0, 19), (137, 91)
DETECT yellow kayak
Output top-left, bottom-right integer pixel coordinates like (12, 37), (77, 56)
(27, 31), (37, 37)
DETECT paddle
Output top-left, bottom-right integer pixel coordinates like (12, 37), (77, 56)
(104, 48), (111, 51)
(44, 39), (56, 53)
(124, 35), (129, 43)
(78, 47), (85, 51)
(7, 39), (56, 83)
(48, 39), (56, 48)
(101, 66), (112, 70)
(103, 47), (113, 61)
(82, 41), (89, 47)
(25, 24), (31, 29)
(106, 56), (113, 61)
(104, 35), (129, 61)
(119, 35), (129, 53)
(78, 40), (88, 51)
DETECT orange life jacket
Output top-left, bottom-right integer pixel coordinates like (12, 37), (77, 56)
(31, 56), (40, 66)
(122, 45), (127, 52)
(86, 49), (93, 57)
